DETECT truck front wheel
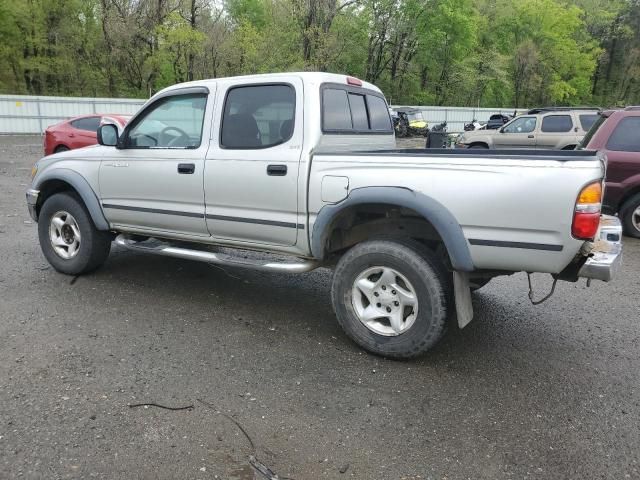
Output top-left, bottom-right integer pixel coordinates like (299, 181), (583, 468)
(38, 192), (112, 275)
(331, 239), (450, 359)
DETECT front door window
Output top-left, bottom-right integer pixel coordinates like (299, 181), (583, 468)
(124, 94), (207, 148)
(504, 116), (537, 133)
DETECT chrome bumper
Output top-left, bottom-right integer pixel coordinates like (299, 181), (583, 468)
(26, 188), (39, 222)
(578, 215), (622, 282)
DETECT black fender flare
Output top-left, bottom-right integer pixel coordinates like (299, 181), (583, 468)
(34, 168), (110, 231)
(311, 186), (474, 272)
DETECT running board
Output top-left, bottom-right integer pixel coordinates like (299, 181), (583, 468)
(114, 235), (321, 273)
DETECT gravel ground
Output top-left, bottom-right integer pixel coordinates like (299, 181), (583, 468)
(0, 135), (639, 480)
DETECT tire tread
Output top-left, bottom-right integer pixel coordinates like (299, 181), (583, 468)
(331, 238), (450, 359)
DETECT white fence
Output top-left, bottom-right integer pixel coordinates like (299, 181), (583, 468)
(0, 93), (526, 134)
(0, 94), (145, 134)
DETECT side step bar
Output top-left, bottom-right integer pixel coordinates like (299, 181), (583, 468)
(114, 235), (321, 273)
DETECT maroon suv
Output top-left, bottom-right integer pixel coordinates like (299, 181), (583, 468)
(582, 107), (640, 237)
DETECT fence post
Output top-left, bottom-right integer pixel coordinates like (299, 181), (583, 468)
(36, 97), (43, 134)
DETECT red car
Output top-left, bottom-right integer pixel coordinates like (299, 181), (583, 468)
(43, 114), (131, 156)
(582, 106), (640, 237)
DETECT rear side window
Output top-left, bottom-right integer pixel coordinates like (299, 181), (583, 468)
(579, 114), (599, 131)
(606, 117), (640, 152)
(71, 116), (101, 132)
(323, 89), (353, 130)
(322, 86), (392, 133)
(368, 95), (393, 131)
(541, 115), (573, 132)
(221, 84), (295, 149)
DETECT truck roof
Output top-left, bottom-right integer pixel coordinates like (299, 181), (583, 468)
(153, 72), (383, 98)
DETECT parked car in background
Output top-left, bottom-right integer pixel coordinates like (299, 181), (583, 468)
(456, 107), (600, 150)
(485, 113), (512, 130)
(581, 106), (640, 237)
(43, 114), (131, 156)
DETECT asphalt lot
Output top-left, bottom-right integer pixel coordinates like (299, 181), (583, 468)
(1, 135), (639, 480)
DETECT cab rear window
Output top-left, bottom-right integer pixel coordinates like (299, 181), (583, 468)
(322, 85), (392, 133)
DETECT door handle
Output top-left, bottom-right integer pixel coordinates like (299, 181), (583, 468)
(177, 163), (195, 174)
(267, 164), (287, 176)
(528, 135), (535, 138)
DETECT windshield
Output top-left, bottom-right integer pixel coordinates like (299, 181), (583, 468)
(578, 114), (607, 149)
(407, 112), (424, 121)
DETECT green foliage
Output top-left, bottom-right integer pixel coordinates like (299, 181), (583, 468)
(0, 0), (638, 107)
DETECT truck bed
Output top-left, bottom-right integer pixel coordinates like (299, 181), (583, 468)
(309, 147), (604, 274)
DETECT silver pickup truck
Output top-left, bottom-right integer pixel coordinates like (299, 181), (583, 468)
(26, 72), (622, 358)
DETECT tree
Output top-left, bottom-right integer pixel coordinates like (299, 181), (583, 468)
(0, 0), (637, 107)
(494, 0), (600, 107)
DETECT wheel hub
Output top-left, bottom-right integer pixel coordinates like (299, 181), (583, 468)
(351, 266), (418, 336)
(49, 210), (81, 259)
(61, 224), (75, 244)
(633, 206), (640, 231)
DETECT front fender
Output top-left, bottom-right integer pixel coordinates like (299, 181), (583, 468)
(33, 168), (110, 230)
(311, 186), (475, 272)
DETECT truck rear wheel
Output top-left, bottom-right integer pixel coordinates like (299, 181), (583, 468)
(620, 193), (640, 238)
(331, 239), (450, 359)
(38, 192), (112, 275)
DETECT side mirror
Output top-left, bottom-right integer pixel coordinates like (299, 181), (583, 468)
(98, 124), (119, 146)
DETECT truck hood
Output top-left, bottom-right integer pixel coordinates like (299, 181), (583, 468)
(457, 129), (501, 144)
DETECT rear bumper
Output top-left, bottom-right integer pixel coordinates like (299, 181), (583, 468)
(577, 215), (622, 282)
(26, 188), (39, 222)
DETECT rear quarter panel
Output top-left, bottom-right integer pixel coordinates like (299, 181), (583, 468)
(309, 152), (604, 273)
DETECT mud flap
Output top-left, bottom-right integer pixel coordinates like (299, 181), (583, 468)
(453, 271), (474, 328)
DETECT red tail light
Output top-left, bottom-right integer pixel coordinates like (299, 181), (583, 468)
(572, 182), (602, 240)
(346, 76), (362, 86)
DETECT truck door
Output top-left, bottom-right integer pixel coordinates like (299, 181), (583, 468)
(204, 78), (303, 246)
(99, 87), (213, 237)
(602, 115), (640, 210)
(495, 116), (538, 148)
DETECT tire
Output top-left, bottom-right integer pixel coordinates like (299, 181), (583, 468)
(331, 239), (450, 359)
(38, 192), (112, 275)
(54, 145), (70, 153)
(468, 144), (489, 149)
(620, 193), (640, 238)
